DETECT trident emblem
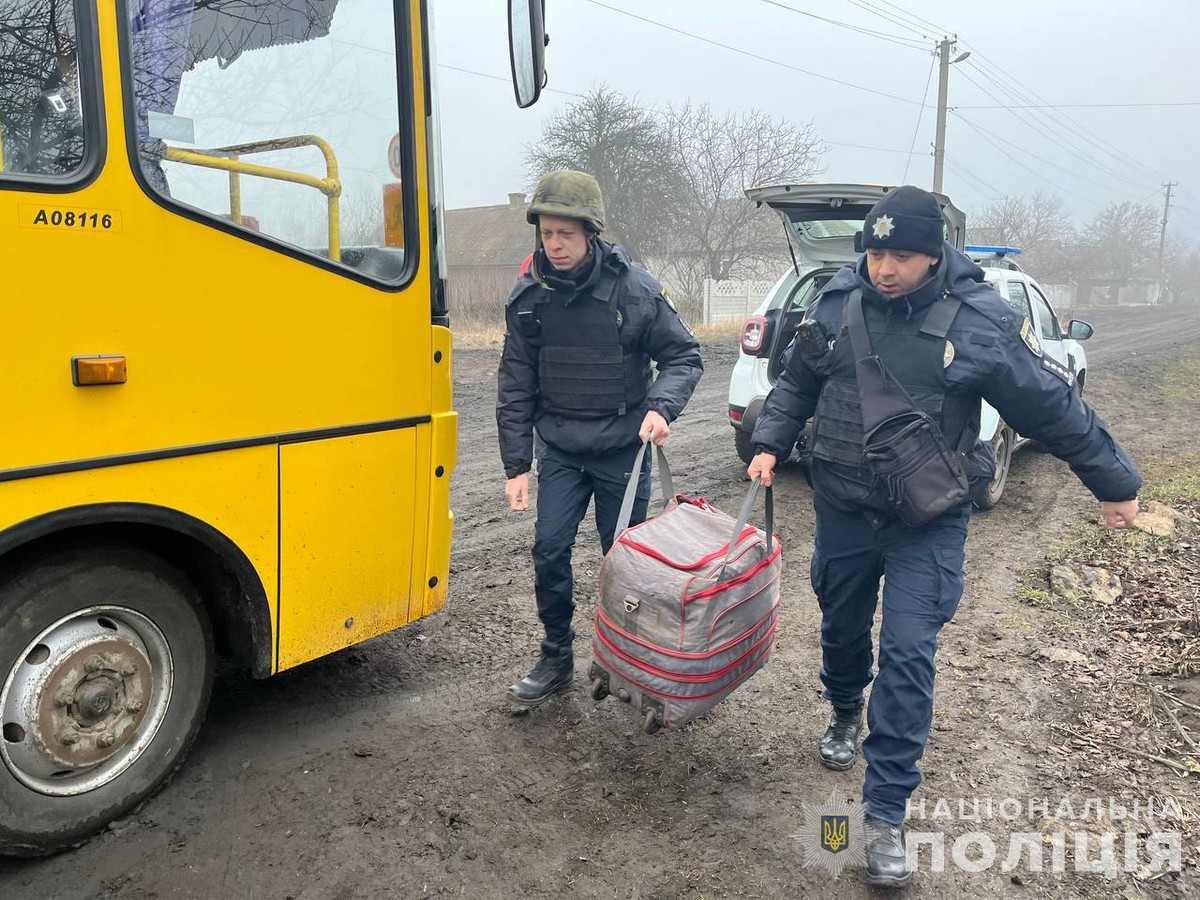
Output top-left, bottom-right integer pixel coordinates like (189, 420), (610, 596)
(820, 815), (849, 854)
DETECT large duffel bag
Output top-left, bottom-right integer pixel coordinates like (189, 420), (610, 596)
(588, 442), (782, 733)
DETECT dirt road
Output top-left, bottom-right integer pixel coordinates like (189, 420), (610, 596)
(3, 305), (1199, 899)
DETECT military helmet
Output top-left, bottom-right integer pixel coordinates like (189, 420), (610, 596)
(526, 170), (605, 232)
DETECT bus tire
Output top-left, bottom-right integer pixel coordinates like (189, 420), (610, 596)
(0, 546), (213, 857)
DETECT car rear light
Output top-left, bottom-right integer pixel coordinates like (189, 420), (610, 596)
(729, 407), (743, 424)
(740, 315), (770, 356)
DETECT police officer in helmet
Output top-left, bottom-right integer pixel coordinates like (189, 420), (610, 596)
(498, 170), (703, 706)
(749, 185), (1141, 887)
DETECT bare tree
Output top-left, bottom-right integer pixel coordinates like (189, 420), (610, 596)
(968, 192), (1073, 282)
(0, 0), (84, 176)
(525, 86), (682, 259)
(1162, 236), (1200, 304)
(1080, 201), (1159, 283)
(656, 103), (824, 304)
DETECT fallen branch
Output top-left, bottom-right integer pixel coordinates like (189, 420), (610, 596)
(1160, 692), (1200, 714)
(1049, 725), (1195, 775)
(1111, 617), (1198, 627)
(1152, 689), (1200, 755)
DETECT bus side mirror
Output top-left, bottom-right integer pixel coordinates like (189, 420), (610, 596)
(508, 0), (547, 108)
(1067, 319), (1094, 341)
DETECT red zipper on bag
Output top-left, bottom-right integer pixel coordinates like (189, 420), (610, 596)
(595, 617), (777, 683)
(684, 541), (783, 603)
(596, 602), (779, 660)
(592, 634), (777, 703)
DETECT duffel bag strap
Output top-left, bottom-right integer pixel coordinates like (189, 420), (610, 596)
(718, 478), (775, 577)
(612, 438), (675, 545)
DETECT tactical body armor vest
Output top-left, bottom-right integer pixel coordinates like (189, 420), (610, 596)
(533, 265), (652, 419)
(810, 290), (977, 502)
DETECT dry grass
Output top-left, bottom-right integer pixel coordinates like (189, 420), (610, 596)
(452, 316), (743, 352)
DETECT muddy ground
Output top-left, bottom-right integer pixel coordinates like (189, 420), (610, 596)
(4, 305), (1200, 899)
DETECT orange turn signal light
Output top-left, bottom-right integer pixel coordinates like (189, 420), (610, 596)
(72, 355), (127, 386)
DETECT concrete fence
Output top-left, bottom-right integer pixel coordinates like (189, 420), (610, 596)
(702, 279), (776, 324)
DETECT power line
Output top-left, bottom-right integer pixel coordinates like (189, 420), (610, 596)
(951, 109), (1148, 196)
(753, 0), (927, 50)
(955, 65), (1151, 191)
(957, 45), (1169, 185)
(873, 0), (951, 36)
(902, 50), (937, 182)
(943, 155), (1004, 198)
(825, 139), (912, 154)
(840, 0), (931, 39)
(948, 113), (1103, 205)
(958, 101), (1200, 110)
(582, 0), (925, 105)
(437, 62), (585, 98)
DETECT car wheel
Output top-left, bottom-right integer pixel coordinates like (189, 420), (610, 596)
(972, 428), (1013, 511)
(734, 428), (756, 466)
(0, 547), (213, 856)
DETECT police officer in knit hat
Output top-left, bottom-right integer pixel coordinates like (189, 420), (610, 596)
(749, 185), (1141, 887)
(498, 170), (703, 707)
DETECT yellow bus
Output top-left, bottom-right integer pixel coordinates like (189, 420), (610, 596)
(0, 0), (546, 855)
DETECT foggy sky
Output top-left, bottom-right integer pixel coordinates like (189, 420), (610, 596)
(431, 0), (1200, 238)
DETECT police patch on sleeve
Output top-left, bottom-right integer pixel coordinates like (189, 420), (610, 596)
(1042, 355), (1075, 387)
(661, 287), (678, 312)
(1019, 318), (1042, 357)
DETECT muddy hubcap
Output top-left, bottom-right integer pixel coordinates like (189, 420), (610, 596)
(1, 607), (173, 796)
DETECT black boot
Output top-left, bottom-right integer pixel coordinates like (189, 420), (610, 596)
(862, 815), (913, 887)
(508, 647), (574, 707)
(818, 702), (864, 771)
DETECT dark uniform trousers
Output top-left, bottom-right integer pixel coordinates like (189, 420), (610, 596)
(810, 498), (970, 826)
(533, 441), (652, 652)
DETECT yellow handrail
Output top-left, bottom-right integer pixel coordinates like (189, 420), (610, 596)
(163, 134), (343, 261)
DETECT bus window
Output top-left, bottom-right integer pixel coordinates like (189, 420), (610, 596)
(124, 0), (413, 284)
(0, 0), (87, 178)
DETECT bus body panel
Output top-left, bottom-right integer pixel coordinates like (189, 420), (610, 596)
(0, 1), (453, 673)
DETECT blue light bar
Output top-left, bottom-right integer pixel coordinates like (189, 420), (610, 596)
(965, 245), (1022, 256)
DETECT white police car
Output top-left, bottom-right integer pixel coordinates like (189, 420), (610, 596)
(726, 183), (1092, 510)
(964, 246), (1091, 508)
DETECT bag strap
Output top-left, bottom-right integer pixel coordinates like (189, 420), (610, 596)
(718, 478), (775, 577)
(846, 289), (972, 452)
(845, 289), (919, 431)
(612, 439), (675, 545)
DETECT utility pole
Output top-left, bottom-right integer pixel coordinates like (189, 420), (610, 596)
(1156, 181), (1177, 303)
(932, 37), (968, 193)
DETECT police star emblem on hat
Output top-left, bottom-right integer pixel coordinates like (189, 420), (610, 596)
(872, 214), (895, 239)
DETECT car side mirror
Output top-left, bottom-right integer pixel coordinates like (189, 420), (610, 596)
(1067, 319), (1094, 341)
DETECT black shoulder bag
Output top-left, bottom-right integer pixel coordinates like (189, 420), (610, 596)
(845, 289), (971, 527)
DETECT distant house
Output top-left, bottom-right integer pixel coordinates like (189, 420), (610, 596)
(442, 192), (534, 325)
(444, 192), (533, 283)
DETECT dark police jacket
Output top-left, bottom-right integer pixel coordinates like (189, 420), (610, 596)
(497, 240), (703, 479)
(752, 242), (1142, 515)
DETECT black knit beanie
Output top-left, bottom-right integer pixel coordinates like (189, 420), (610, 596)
(862, 185), (945, 258)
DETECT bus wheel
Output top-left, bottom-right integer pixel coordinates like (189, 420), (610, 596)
(0, 547), (213, 857)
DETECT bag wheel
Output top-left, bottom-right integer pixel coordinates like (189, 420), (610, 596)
(590, 678), (608, 701)
(643, 708), (662, 735)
